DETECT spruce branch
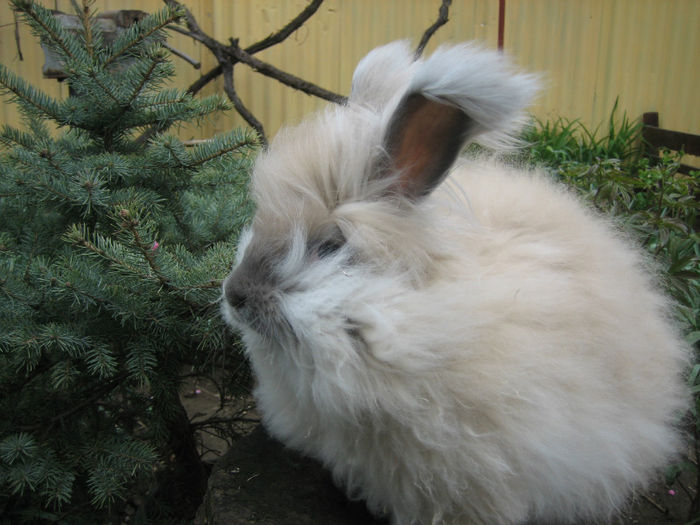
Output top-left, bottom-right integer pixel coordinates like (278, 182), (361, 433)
(186, 128), (258, 168)
(0, 63), (62, 121)
(74, 0), (100, 60)
(125, 52), (168, 106)
(15, 171), (73, 204)
(125, 341), (157, 387)
(3, 135), (72, 182)
(157, 136), (189, 169)
(11, 0), (82, 63)
(0, 124), (39, 150)
(2, 5), (254, 518)
(64, 224), (150, 280)
(0, 278), (32, 304)
(122, 212), (171, 290)
(6, 144), (92, 208)
(85, 438), (158, 474)
(47, 270), (110, 311)
(78, 0), (93, 56)
(43, 263), (170, 330)
(103, 49), (171, 129)
(38, 372), (128, 432)
(103, 5), (184, 68)
(37, 147), (70, 179)
(106, 211), (209, 310)
(173, 279), (222, 291)
(86, 68), (121, 105)
(131, 88), (191, 110)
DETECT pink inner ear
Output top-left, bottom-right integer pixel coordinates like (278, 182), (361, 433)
(385, 94), (470, 199)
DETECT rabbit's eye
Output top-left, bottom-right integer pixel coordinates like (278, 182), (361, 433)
(317, 238), (344, 258)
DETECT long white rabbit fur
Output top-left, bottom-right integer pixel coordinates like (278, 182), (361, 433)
(221, 41), (690, 525)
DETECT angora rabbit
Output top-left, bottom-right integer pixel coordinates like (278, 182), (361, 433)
(221, 41), (690, 525)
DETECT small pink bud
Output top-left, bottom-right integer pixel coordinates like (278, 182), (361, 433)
(668, 489), (676, 496)
(195, 388), (202, 395)
(151, 241), (160, 251)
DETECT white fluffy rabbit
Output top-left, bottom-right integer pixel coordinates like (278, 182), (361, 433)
(221, 41), (690, 525)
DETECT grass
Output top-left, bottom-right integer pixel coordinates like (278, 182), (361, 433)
(523, 104), (700, 522)
(523, 99), (643, 166)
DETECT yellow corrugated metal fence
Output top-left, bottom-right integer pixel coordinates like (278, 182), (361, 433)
(1, 0), (698, 145)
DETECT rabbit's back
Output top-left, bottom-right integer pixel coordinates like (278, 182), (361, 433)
(418, 160), (689, 522)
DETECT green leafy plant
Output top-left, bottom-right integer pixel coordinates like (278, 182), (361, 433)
(0, 1), (257, 521)
(523, 98), (643, 167)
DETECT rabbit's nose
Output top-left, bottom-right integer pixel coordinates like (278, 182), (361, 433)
(224, 278), (248, 310)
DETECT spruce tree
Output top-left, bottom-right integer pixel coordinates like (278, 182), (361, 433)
(0, 1), (257, 521)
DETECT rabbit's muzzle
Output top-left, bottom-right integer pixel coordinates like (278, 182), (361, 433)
(223, 253), (288, 339)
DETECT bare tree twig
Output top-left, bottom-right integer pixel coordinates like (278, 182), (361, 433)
(165, 0), (210, 44)
(19, 372), (130, 433)
(221, 62), (267, 145)
(640, 493), (668, 515)
(160, 0), (344, 145)
(166, 22), (201, 39)
(171, 0), (323, 96)
(167, 0), (342, 101)
(244, 0), (324, 55)
(14, 10), (24, 61)
(162, 41), (200, 68)
(172, 23), (346, 105)
(415, 0), (452, 58)
(227, 41), (346, 104)
(158, 0), (454, 144)
(186, 64), (222, 95)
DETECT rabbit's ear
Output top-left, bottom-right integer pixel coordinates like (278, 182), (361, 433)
(382, 93), (471, 199)
(349, 41), (416, 110)
(380, 43), (539, 199)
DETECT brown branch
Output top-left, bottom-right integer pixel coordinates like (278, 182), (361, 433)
(190, 415), (261, 429)
(221, 62), (267, 144)
(164, 0), (218, 49)
(186, 64), (222, 96)
(227, 42), (346, 104)
(162, 42), (201, 68)
(166, 23), (195, 38)
(163, 0), (345, 121)
(175, 0), (324, 97)
(19, 372), (130, 433)
(79, 0), (95, 59)
(157, 0), (455, 143)
(13, 9), (23, 61)
(49, 372), (129, 426)
(415, 0), (452, 58)
(244, 0), (324, 55)
(640, 493), (668, 515)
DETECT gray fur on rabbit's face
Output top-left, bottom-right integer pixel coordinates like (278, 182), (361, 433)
(221, 41), (690, 525)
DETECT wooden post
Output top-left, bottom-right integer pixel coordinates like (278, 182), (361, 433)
(498, 0), (505, 51)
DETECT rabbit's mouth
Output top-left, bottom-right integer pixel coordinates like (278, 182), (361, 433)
(220, 269), (281, 333)
(222, 287), (293, 341)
